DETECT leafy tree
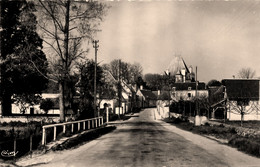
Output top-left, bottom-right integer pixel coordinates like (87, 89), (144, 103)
(144, 73), (173, 91)
(76, 60), (103, 119)
(36, 0), (107, 122)
(0, 0), (48, 115)
(238, 67), (256, 79)
(207, 79), (222, 87)
(40, 99), (55, 114)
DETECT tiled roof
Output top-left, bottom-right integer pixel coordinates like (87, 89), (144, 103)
(140, 90), (157, 100)
(172, 82), (206, 90)
(222, 79), (260, 100)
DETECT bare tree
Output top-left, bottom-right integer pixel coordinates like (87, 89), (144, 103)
(103, 60), (143, 84)
(238, 68), (256, 79)
(36, 0), (107, 121)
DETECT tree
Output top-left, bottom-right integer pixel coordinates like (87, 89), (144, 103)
(76, 60), (104, 119)
(207, 79), (222, 87)
(40, 99), (55, 114)
(238, 68), (256, 79)
(103, 60), (143, 85)
(36, 0), (107, 121)
(197, 94), (211, 118)
(0, 0), (48, 115)
(144, 73), (173, 91)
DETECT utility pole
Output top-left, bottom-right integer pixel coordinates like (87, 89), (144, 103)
(93, 40), (99, 117)
(195, 66), (198, 115)
(195, 66), (200, 126)
(118, 59), (121, 119)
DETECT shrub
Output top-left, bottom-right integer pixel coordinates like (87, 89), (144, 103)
(40, 99), (55, 114)
(1, 122), (8, 126)
(229, 136), (260, 157)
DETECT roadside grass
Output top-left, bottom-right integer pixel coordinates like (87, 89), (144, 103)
(212, 120), (260, 130)
(165, 117), (260, 158)
(51, 126), (116, 151)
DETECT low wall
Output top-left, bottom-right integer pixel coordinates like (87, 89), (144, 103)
(0, 116), (60, 123)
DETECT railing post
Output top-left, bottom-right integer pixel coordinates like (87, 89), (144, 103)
(54, 126), (57, 141)
(106, 107), (109, 123)
(83, 121), (86, 130)
(71, 123), (74, 133)
(101, 117), (103, 125)
(42, 127), (46, 145)
(98, 117), (100, 127)
(92, 119), (94, 128)
(88, 120), (90, 129)
(63, 125), (66, 133)
(95, 118), (98, 128)
(78, 122), (80, 131)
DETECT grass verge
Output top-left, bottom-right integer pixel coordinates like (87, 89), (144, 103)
(165, 117), (260, 158)
(51, 126), (116, 151)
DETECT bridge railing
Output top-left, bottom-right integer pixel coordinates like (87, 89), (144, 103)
(42, 117), (103, 145)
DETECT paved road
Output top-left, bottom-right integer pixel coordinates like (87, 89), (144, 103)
(17, 108), (260, 167)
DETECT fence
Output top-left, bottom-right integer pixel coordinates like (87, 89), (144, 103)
(42, 117), (103, 145)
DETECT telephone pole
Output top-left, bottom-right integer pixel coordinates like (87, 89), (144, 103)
(118, 59), (121, 119)
(93, 40), (99, 117)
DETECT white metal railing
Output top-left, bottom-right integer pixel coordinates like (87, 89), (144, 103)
(42, 117), (104, 145)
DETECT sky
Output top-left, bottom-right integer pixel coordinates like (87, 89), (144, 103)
(88, 0), (260, 83)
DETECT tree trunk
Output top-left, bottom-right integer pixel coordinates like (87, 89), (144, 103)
(1, 93), (12, 116)
(58, 0), (70, 122)
(59, 82), (65, 122)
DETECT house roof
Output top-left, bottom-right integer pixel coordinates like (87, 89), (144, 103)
(172, 82), (206, 90)
(167, 56), (190, 76)
(140, 89), (158, 100)
(222, 79), (260, 100)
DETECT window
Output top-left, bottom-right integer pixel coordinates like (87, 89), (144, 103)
(188, 93), (191, 97)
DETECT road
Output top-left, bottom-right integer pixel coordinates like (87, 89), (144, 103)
(17, 108), (260, 167)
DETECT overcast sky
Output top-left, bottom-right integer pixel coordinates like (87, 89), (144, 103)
(89, 1), (260, 83)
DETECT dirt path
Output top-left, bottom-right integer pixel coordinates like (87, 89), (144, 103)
(15, 108), (260, 167)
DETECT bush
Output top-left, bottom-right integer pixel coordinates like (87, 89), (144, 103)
(40, 99), (55, 114)
(229, 136), (260, 157)
(1, 122), (8, 126)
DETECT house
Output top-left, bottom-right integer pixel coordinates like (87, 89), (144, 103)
(11, 93), (60, 115)
(171, 82), (208, 101)
(98, 70), (136, 115)
(223, 79), (260, 121)
(210, 79), (260, 121)
(136, 87), (158, 108)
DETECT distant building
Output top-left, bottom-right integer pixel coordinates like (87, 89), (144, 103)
(166, 55), (207, 101)
(136, 87), (157, 108)
(166, 55), (195, 83)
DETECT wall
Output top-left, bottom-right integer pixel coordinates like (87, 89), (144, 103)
(172, 90), (208, 101)
(0, 116), (60, 123)
(227, 100), (260, 121)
